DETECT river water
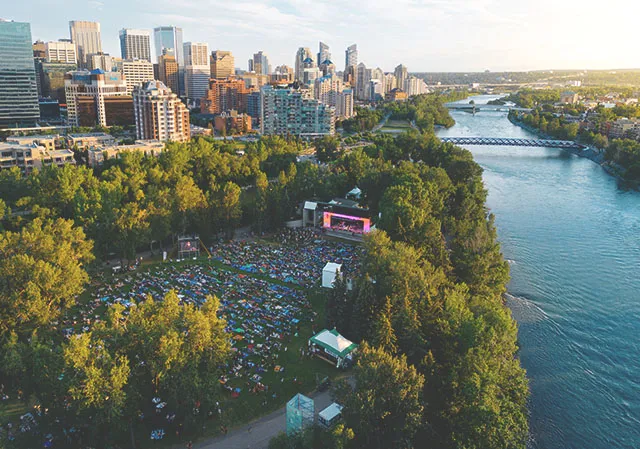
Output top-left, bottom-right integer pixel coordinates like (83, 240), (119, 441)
(437, 96), (640, 449)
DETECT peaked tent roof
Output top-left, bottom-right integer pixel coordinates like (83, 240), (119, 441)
(309, 329), (357, 358)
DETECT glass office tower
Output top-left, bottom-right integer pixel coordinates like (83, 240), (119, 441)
(153, 26), (184, 95)
(0, 19), (40, 128)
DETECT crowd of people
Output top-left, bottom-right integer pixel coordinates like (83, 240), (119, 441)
(211, 230), (363, 287)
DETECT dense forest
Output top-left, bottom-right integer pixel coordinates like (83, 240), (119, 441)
(0, 95), (529, 448)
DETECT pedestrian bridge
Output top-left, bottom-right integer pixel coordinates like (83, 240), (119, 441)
(445, 103), (532, 113)
(440, 137), (584, 149)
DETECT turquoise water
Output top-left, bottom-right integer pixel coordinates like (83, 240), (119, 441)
(437, 97), (640, 449)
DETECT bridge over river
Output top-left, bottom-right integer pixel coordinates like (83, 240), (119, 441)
(440, 137), (585, 149)
(445, 103), (532, 113)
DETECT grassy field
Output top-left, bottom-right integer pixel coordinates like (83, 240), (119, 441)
(74, 246), (347, 447)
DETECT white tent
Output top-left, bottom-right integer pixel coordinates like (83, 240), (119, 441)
(318, 403), (344, 428)
(322, 262), (342, 288)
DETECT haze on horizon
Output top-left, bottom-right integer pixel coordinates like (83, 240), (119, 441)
(5, 0), (639, 73)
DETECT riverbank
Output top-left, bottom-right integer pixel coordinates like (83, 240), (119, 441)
(507, 115), (630, 182)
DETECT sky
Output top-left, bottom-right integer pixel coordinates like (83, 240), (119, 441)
(4, 0), (640, 72)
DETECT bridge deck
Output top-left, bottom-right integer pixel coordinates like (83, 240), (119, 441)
(440, 137), (584, 149)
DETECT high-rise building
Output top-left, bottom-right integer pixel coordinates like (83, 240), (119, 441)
(317, 42), (330, 68)
(336, 89), (354, 119)
(210, 50), (234, 79)
(133, 80), (190, 142)
(356, 63), (371, 101)
(394, 64), (408, 90)
(65, 69), (132, 127)
(69, 21), (102, 68)
(252, 51), (270, 75)
(183, 42), (210, 101)
(200, 77), (250, 114)
(154, 26), (184, 94)
(0, 20), (40, 127)
(371, 67), (385, 99)
(344, 44), (357, 71)
(119, 29), (151, 62)
(260, 86), (334, 137)
(154, 26), (183, 64)
(384, 73), (396, 94)
(295, 47), (312, 82)
(157, 52), (179, 94)
(45, 41), (77, 64)
(121, 59), (154, 95)
(314, 73), (342, 106)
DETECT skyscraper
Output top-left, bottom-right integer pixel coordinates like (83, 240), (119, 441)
(394, 64), (408, 91)
(252, 51), (270, 76)
(69, 21), (102, 68)
(295, 47), (312, 82)
(210, 50), (234, 79)
(153, 26), (183, 65)
(157, 52), (179, 94)
(0, 19), (40, 127)
(317, 42), (331, 67)
(154, 26), (184, 94)
(119, 29), (151, 62)
(184, 42), (210, 101)
(356, 63), (371, 101)
(344, 44), (357, 71)
(133, 80), (190, 142)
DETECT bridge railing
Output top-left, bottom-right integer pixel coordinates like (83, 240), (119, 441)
(440, 137), (584, 149)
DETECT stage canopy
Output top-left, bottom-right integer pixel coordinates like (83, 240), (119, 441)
(309, 329), (357, 359)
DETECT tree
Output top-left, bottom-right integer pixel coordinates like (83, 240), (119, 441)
(371, 297), (397, 353)
(336, 343), (424, 449)
(218, 181), (242, 239)
(0, 218), (94, 337)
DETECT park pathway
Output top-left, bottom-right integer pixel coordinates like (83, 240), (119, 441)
(194, 389), (334, 449)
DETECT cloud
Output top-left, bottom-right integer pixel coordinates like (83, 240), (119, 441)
(88, 0), (104, 10)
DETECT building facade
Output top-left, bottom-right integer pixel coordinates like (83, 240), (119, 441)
(121, 59), (154, 95)
(317, 42), (331, 68)
(41, 62), (77, 103)
(45, 40), (77, 64)
(154, 26), (184, 94)
(158, 52), (179, 94)
(0, 20), (40, 128)
(119, 29), (151, 62)
(210, 50), (234, 79)
(200, 77), (250, 114)
(344, 44), (357, 74)
(65, 69), (130, 127)
(295, 47), (312, 83)
(133, 80), (190, 142)
(252, 51), (270, 75)
(69, 21), (102, 68)
(184, 42), (210, 101)
(260, 86), (334, 138)
(0, 139), (74, 173)
(394, 64), (408, 90)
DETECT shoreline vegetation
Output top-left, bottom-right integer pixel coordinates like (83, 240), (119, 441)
(0, 94), (529, 449)
(507, 114), (632, 185)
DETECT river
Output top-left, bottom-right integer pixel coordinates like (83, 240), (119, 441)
(437, 95), (640, 449)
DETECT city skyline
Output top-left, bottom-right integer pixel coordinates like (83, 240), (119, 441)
(3, 0), (638, 73)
